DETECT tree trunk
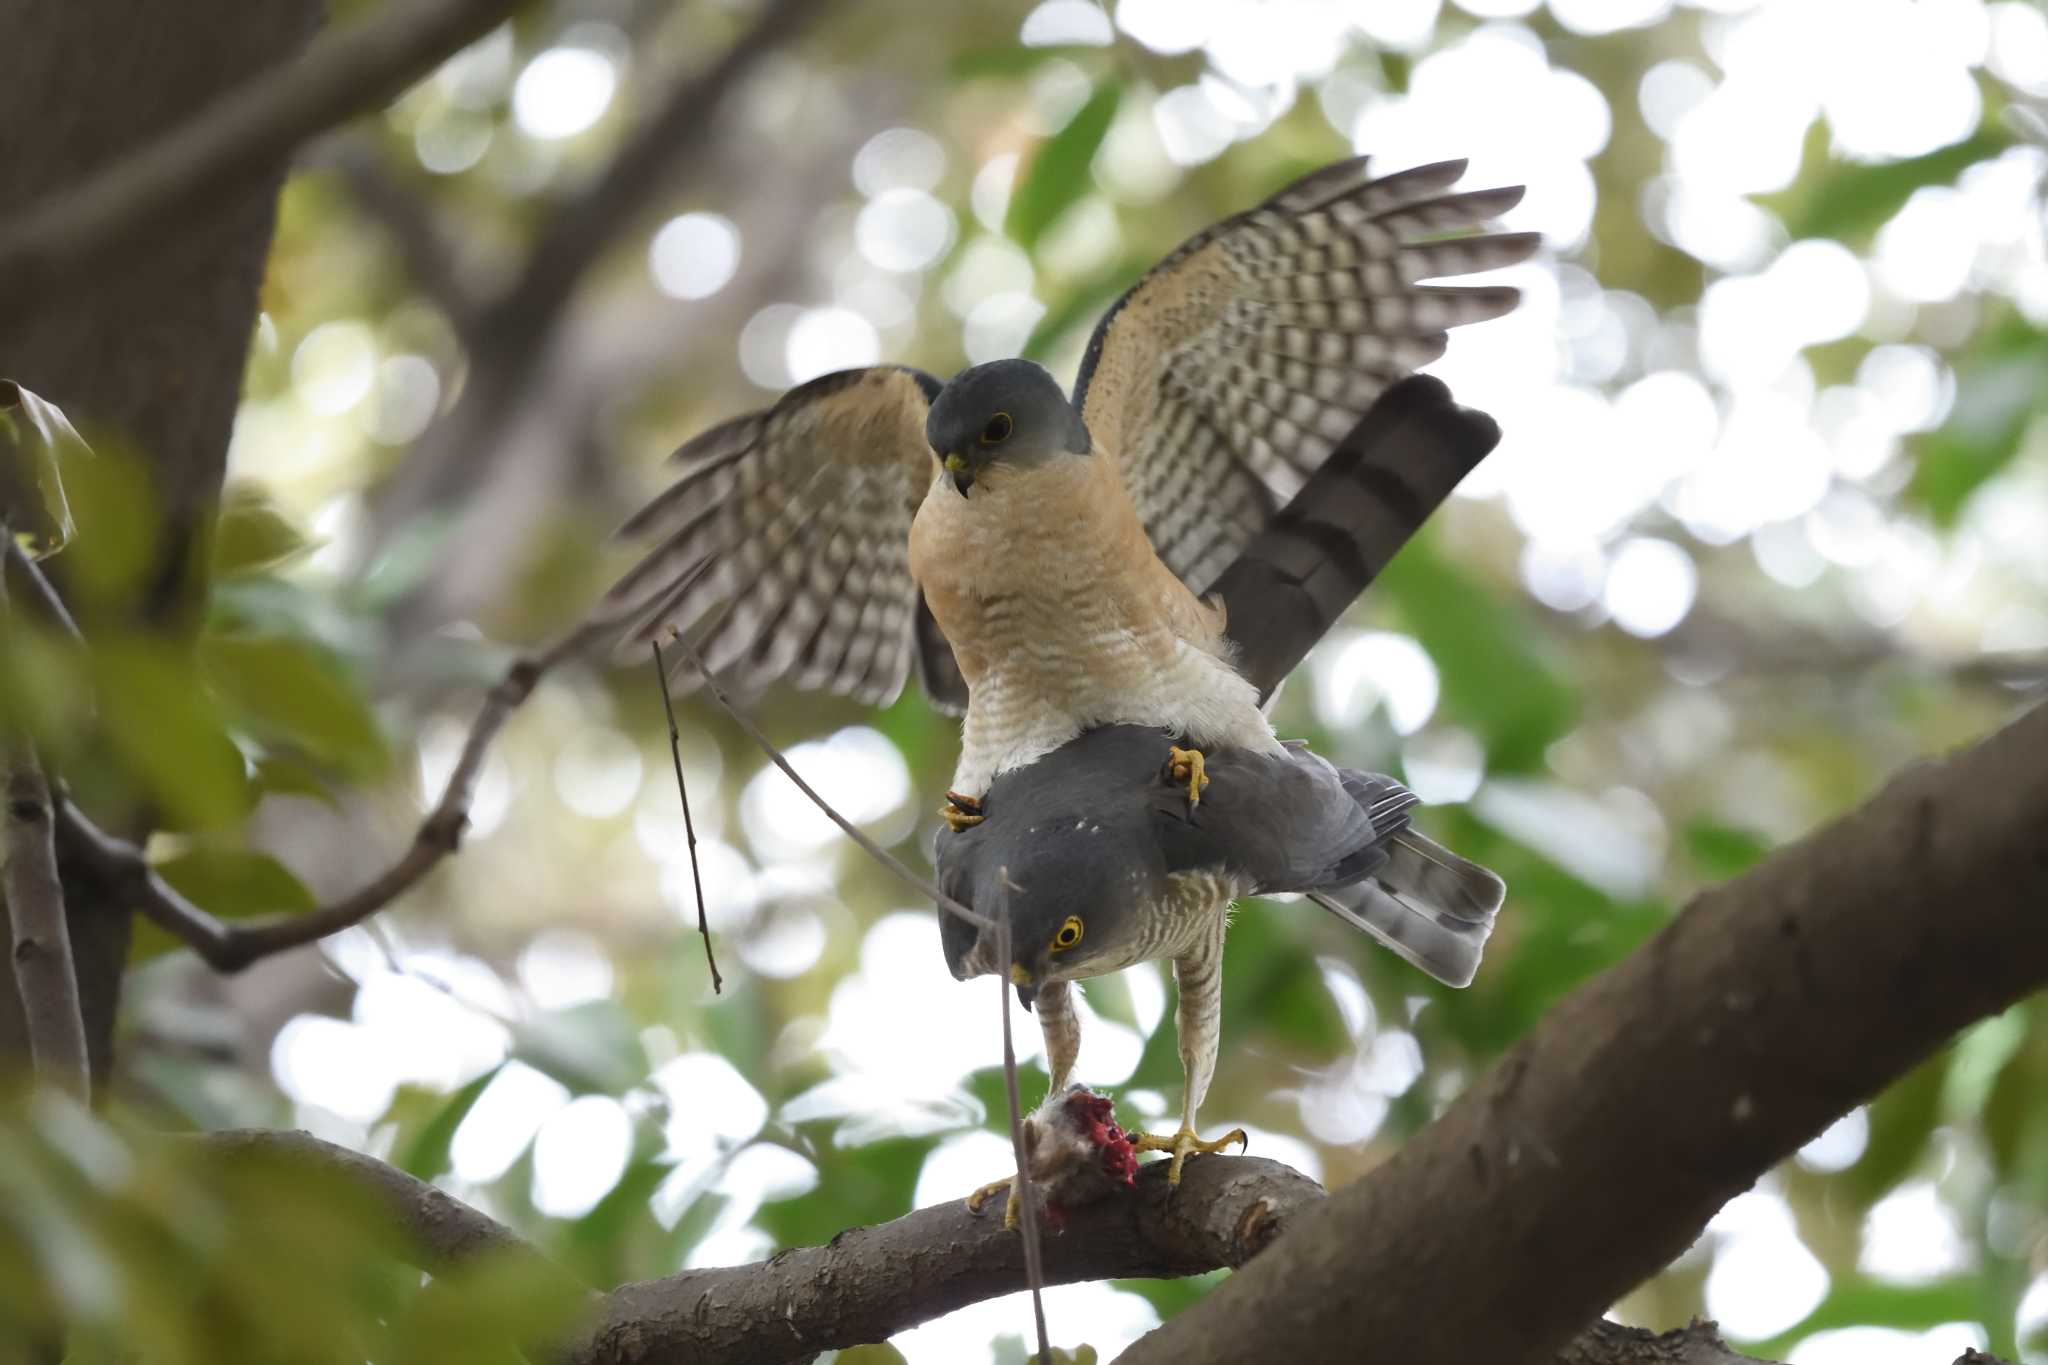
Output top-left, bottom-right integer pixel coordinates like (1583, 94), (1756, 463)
(0, 0), (320, 1088)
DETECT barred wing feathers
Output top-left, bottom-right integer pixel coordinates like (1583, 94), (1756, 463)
(1071, 156), (1538, 595)
(603, 365), (948, 708)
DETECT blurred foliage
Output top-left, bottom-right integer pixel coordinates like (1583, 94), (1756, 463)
(0, 1087), (584, 1365)
(4, 0), (2045, 1361)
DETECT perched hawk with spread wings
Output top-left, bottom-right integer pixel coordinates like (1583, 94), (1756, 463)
(606, 156), (1536, 816)
(936, 376), (1510, 1207)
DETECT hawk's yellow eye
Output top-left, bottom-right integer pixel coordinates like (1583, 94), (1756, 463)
(980, 411), (1013, 444)
(1050, 916), (1083, 952)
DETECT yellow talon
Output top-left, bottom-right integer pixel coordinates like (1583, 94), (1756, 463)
(967, 1176), (1022, 1230)
(1133, 1123), (1246, 1185)
(1166, 745), (1210, 806)
(942, 790), (985, 833)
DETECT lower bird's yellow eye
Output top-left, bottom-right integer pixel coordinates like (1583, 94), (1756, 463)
(1051, 916), (1083, 951)
(980, 411), (1013, 444)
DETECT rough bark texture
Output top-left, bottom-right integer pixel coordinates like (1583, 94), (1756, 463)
(0, 0), (320, 1086)
(566, 1155), (1323, 1365)
(1560, 1321), (1779, 1365)
(0, 0), (519, 310)
(1118, 701), (2048, 1365)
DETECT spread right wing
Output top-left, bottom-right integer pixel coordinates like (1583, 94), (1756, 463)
(604, 365), (962, 709)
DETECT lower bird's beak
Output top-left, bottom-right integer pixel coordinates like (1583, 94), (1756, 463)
(1010, 962), (1036, 1012)
(944, 452), (974, 497)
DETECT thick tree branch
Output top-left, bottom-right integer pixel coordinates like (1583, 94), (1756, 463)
(1561, 1322), (1775, 1365)
(0, 537), (90, 1101)
(1118, 701), (2048, 1365)
(368, 0), (833, 541)
(195, 1128), (556, 1278)
(176, 1128), (2009, 1365)
(54, 616), (617, 973)
(0, 0), (525, 313)
(565, 1155), (1321, 1365)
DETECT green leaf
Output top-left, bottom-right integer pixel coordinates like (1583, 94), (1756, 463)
(47, 443), (160, 612)
(251, 753), (340, 808)
(837, 1344), (912, 1365)
(1022, 257), (1147, 361)
(212, 483), (314, 577)
(1746, 1275), (1982, 1356)
(201, 632), (387, 777)
(1845, 1053), (1948, 1206)
(1683, 821), (1774, 881)
(510, 1002), (648, 1095)
(559, 1153), (678, 1287)
(1770, 127), (2013, 244)
(398, 1068), (501, 1181)
(753, 1135), (936, 1249)
(1375, 537), (1577, 773)
(97, 639), (254, 831)
(154, 846), (316, 919)
(1909, 318), (2048, 526)
(1006, 82), (1122, 252)
(134, 843), (316, 963)
(0, 379), (88, 561)
(1983, 1009), (2048, 1207)
(966, 1062), (1053, 1130)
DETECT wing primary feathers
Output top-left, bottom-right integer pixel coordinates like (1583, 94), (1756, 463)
(1070, 156), (1531, 593)
(605, 365), (943, 707)
(1370, 184), (1527, 232)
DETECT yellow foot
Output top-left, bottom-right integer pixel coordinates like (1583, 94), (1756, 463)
(1133, 1124), (1247, 1185)
(966, 1175), (1022, 1230)
(941, 790), (985, 833)
(1165, 746), (1210, 807)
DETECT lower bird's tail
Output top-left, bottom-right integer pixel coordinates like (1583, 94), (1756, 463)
(1309, 828), (1505, 989)
(1208, 375), (1502, 702)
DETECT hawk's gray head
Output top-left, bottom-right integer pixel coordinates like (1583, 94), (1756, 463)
(926, 359), (1090, 496)
(939, 858), (1153, 1012)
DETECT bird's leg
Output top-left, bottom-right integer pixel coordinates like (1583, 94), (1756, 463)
(940, 789), (985, 832)
(1134, 918), (1245, 1184)
(1164, 744), (1210, 807)
(1037, 978), (1080, 1096)
(966, 980), (1080, 1229)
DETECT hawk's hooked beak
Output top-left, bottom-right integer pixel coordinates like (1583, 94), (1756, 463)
(1010, 962), (1037, 1011)
(943, 451), (974, 497)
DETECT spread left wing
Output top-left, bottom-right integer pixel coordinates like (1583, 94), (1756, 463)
(604, 366), (960, 709)
(1071, 156), (1538, 596)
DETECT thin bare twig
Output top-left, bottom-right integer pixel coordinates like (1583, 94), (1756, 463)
(0, 528), (90, 1100)
(995, 869), (1052, 1364)
(660, 623), (993, 932)
(651, 639), (722, 993)
(55, 617), (617, 973)
(0, 0), (527, 312)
